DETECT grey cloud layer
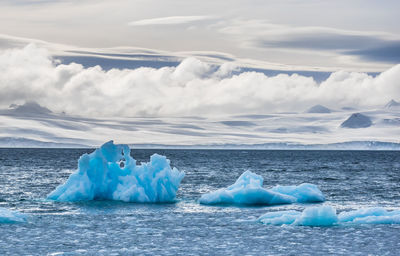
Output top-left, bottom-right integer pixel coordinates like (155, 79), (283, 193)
(0, 44), (399, 117)
(0, 0), (399, 70)
(128, 16), (211, 26)
(219, 20), (400, 64)
(346, 42), (400, 63)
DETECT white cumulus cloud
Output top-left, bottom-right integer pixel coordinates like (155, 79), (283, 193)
(0, 44), (399, 118)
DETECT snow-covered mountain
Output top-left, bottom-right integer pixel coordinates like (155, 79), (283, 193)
(306, 105), (332, 113)
(0, 102), (399, 149)
(341, 113), (372, 128)
(385, 99), (400, 109)
(0, 137), (89, 148)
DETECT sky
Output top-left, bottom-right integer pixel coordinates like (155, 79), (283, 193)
(1, 44), (399, 117)
(0, 0), (399, 71)
(0, 0), (399, 146)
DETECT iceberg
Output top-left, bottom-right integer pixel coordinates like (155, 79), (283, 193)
(0, 207), (27, 223)
(258, 206), (400, 226)
(293, 205), (338, 226)
(199, 171), (325, 205)
(47, 141), (185, 203)
(270, 183), (325, 203)
(258, 205), (338, 226)
(257, 210), (301, 225)
(338, 207), (400, 224)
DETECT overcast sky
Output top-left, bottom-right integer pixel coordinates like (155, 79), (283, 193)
(1, 0), (400, 147)
(0, 0), (399, 71)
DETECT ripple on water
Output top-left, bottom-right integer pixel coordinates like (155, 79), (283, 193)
(0, 149), (400, 255)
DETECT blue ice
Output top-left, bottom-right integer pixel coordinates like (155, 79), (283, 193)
(47, 141), (185, 202)
(199, 171), (325, 205)
(258, 206), (400, 226)
(0, 207), (27, 223)
(338, 207), (400, 224)
(258, 205), (338, 226)
(270, 183), (325, 203)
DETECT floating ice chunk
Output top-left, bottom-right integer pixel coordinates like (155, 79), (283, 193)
(258, 206), (337, 226)
(338, 207), (400, 224)
(258, 210), (300, 225)
(47, 141), (185, 203)
(259, 206), (400, 226)
(293, 205), (338, 226)
(0, 207), (27, 223)
(199, 171), (295, 205)
(270, 183), (325, 203)
(199, 171), (325, 205)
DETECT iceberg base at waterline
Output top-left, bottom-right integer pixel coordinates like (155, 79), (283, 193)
(0, 207), (27, 224)
(258, 206), (400, 226)
(47, 141), (185, 203)
(199, 171), (325, 205)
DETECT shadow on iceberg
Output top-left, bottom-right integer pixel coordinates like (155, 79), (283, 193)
(0, 207), (27, 224)
(258, 206), (400, 226)
(199, 171), (325, 206)
(47, 141), (185, 203)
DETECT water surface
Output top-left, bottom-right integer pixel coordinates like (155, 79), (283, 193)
(1, 149), (399, 255)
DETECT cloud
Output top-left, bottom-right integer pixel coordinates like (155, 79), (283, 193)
(0, 44), (400, 118)
(259, 33), (385, 51)
(128, 16), (210, 26)
(218, 20), (400, 64)
(346, 41), (400, 63)
(0, 33), (48, 50)
(1, 1), (398, 71)
(2, 0), (68, 5)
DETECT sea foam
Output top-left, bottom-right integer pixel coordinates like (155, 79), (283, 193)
(199, 171), (325, 205)
(47, 141), (185, 202)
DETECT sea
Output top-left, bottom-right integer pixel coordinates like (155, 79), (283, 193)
(1, 148), (400, 255)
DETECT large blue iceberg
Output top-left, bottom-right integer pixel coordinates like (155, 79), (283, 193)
(258, 206), (400, 226)
(0, 207), (27, 223)
(199, 171), (325, 205)
(47, 141), (185, 203)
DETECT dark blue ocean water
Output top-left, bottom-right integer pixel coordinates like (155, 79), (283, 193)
(1, 149), (400, 255)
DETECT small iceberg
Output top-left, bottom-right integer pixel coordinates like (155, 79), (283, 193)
(0, 207), (27, 223)
(258, 206), (400, 226)
(199, 171), (325, 205)
(47, 141), (185, 203)
(258, 206), (338, 226)
(270, 183), (326, 203)
(338, 207), (400, 224)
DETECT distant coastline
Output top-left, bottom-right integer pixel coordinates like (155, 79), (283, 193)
(1, 137), (399, 150)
